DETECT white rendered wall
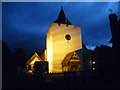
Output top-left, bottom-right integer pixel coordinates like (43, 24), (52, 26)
(46, 23), (82, 73)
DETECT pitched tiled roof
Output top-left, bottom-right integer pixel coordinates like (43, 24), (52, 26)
(26, 53), (43, 65)
(62, 51), (81, 67)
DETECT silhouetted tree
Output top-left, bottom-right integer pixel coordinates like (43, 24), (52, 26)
(13, 48), (26, 67)
(2, 41), (17, 88)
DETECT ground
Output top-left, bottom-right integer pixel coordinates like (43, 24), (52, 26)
(3, 71), (118, 88)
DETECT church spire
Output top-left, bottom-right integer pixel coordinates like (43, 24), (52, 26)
(54, 6), (72, 25)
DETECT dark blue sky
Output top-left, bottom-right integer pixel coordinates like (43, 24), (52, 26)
(2, 2), (118, 55)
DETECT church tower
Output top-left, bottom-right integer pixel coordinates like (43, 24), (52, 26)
(46, 7), (82, 73)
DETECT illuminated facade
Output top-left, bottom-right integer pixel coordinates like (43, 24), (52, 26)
(26, 8), (90, 73)
(26, 53), (43, 73)
(46, 8), (82, 73)
(62, 51), (82, 72)
(26, 52), (48, 73)
(26, 7), (91, 73)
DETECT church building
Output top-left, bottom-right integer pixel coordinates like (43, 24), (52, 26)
(26, 7), (91, 73)
(46, 7), (91, 73)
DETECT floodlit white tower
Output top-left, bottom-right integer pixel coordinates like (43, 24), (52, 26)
(46, 7), (82, 73)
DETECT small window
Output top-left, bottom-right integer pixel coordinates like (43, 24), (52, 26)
(65, 34), (71, 40)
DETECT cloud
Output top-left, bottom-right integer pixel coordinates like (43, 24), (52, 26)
(2, 2), (118, 54)
(86, 45), (96, 50)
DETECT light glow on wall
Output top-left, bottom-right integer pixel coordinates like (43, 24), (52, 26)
(30, 57), (41, 65)
(46, 23), (82, 73)
(47, 28), (53, 72)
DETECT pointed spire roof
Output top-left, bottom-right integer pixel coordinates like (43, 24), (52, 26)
(54, 6), (72, 25)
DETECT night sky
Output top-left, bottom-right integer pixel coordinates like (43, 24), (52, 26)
(2, 2), (118, 56)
